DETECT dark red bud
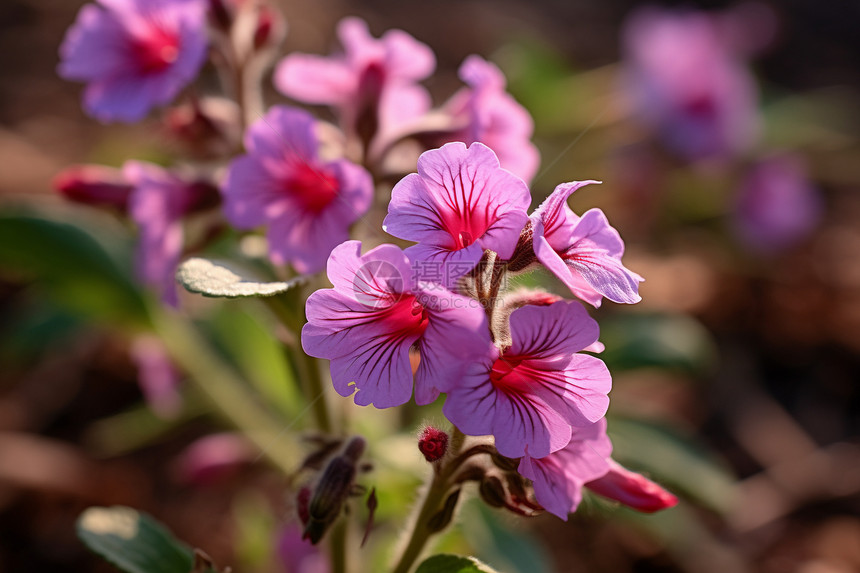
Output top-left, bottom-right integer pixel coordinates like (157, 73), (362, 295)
(418, 426), (449, 462)
(296, 486), (311, 526)
(53, 165), (133, 212)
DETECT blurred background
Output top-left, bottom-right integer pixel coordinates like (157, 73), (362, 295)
(1, 0), (859, 572)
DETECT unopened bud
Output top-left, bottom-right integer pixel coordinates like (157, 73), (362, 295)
(418, 426), (449, 462)
(427, 488), (461, 533)
(303, 436), (366, 544)
(53, 165), (132, 212)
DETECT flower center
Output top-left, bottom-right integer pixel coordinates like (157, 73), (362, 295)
(489, 355), (530, 393)
(132, 27), (180, 74)
(381, 294), (430, 338)
(285, 163), (340, 213)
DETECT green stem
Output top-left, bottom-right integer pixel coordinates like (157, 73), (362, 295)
(263, 295), (334, 435)
(150, 308), (300, 476)
(330, 518), (349, 573)
(390, 429), (467, 573)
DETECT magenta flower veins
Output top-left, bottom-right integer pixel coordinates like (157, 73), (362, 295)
(383, 142), (531, 287)
(531, 181), (643, 307)
(58, 0), (208, 123)
(443, 300), (611, 458)
(302, 241), (492, 408)
(223, 106), (373, 273)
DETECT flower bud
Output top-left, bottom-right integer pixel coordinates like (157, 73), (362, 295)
(427, 488), (461, 533)
(585, 460), (678, 513)
(302, 437), (366, 544)
(53, 165), (133, 212)
(418, 426), (449, 462)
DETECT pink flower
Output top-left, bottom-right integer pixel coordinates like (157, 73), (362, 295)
(125, 161), (219, 306)
(276, 525), (329, 573)
(222, 106), (373, 273)
(621, 7), (759, 160)
(129, 334), (182, 418)
(585, 459), (679, 514)
(172, 432), (256, 485)
(58, 0), (208, 123)
(517, 419), (613, 520)
(301, 241), (492, 408)
(443, 300), (611, 458)
(441, 55), (540, 183)
(518, 419), (678, 519)
(531, 181), (643, 307)
(732, 155), (822, 254)
(274, 17), (434, 153)
(383, 142), (531, 287)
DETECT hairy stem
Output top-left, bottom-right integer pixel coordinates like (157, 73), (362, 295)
(390, 428), (468, 573)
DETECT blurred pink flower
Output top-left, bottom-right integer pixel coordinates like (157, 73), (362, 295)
(129, 334), (181, 418)
(223, 106), (373, 273)
(732, 154), (823, 253)
(439, 55), (540, 183)
(621, 7), (759, 161)
(531, 181), (643, 306)
(125, 161), (219, 306)
(58, 0), (208, 123)
(276, 525), (329, 573)
(443, 300), (611, 458)
(274, 17), (434, 153)
(173, 432), (256, 484)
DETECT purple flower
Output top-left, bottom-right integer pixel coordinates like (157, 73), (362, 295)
(276, 525), (330, 573)
(222, 106), (373, 273)
(518, 419), (679, 519)
(732, 155), (822, 254)
(531, 181), (643, 307)
(621, 7), (759, 161)
(125, 161), (219, 306)
(441, 55), (540, 183)
(302, 241), (492, 408)
(58, 0), (208, 123)
(172, 432), (255, 485)
(443, 300), (611, 458)
(129, 334), (182, 418)
(274, 17), (435, 153)
(517, 419), (612, 520)
(383, 142), (531, 287)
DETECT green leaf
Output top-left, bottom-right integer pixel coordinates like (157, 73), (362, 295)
(177, 257), (303, 298)
(0, 215), (147, 324)
(599, 313), (717, 376)
(76, 506), (194, 573)
(209, 304), (301, 420)
(416, 554), (503, 573)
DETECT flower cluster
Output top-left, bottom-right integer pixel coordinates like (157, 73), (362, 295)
(303, 141), (670, 520)
(55, 0), (676, 535)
